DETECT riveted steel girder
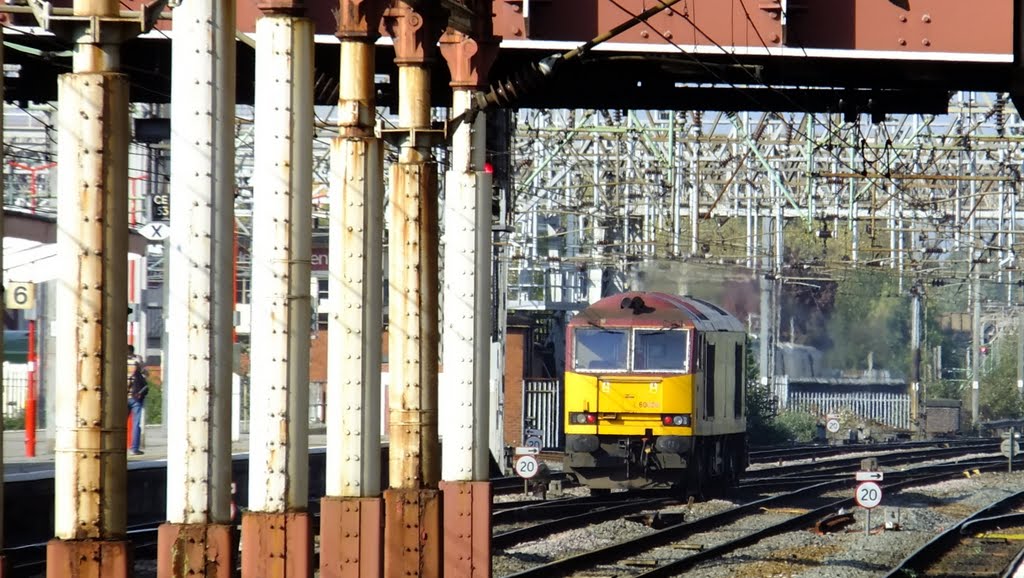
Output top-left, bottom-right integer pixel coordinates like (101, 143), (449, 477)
(246, 14), (314, 514)
(164, 0), (236, 531)
(53, 71), (130, 540)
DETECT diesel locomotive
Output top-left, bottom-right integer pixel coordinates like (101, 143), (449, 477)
(563, 291), (748, 495)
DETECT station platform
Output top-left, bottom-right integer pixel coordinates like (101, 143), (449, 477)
(2, 426), (330, 477)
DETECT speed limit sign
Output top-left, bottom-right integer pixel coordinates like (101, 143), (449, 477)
(855, 481), (883, 509)
(514, 455), (539, 479)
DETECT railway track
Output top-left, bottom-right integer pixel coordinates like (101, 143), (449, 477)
(498, 457), (1021, 577)
(885, 491), (1024, 578)
(748, 438), (994, 464)
(494, 496), (678, 548)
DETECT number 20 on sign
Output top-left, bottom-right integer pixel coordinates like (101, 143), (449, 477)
(856, 481), (882, 508)
(515, 455), (539, 479)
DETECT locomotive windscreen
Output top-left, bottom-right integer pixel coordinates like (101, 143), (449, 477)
(634, 329), (689, 372)
(574, 328), (627, 371)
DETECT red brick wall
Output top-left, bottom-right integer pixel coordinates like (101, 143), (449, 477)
(504, 327), (528, 446)
(244, 329), (387, 383)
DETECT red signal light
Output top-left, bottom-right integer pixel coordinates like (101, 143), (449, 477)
(585, 413), (597, 424)
(483, 161), (494, 174)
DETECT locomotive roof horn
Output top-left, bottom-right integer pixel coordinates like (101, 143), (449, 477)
(620, 296), (653, 315)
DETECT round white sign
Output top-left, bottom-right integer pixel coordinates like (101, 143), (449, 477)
(855, 481), (883, 509)
(1001, 439), (1020, 458)
(525, 435), (543, 449)
(514, 455), (539, 479)
(826, 418), (841, 433)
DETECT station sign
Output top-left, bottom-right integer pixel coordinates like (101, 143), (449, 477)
(5, 282), (35, 310)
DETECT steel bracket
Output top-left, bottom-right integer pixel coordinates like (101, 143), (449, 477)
(380, 124), (447, 149)
(27, 0), (169, 42)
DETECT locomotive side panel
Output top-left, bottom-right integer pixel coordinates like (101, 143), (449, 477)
(693, 331), (746, 437)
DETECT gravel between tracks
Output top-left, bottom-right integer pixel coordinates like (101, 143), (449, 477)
(493, 470), (1024, 577)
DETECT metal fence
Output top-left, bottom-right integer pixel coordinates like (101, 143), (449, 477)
(522, 379), (563, 450)
(785, 391), (911, 430)
(3, 363), (29, 419)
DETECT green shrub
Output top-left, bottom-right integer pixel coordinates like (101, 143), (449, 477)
(774, 410), (821, 443)
(144, 384), (162, 425)
(3, 410), (24, 430)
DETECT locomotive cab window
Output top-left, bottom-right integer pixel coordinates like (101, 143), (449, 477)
(574, 328), (628, 371)
(634, 329), (689, 372)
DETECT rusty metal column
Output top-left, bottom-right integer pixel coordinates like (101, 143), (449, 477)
(383, 4), (444, 577)
(0, 29), (6, 578)
(320, 1), (386, 576)
(158, 0), (236, 575)
(242, 5), (314, 577)
(42, 0), (137, 574)
(439, 27), (498, 578)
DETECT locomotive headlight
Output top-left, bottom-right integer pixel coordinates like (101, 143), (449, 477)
(662, 414), (692, 426)
(570, 412), (597, 425)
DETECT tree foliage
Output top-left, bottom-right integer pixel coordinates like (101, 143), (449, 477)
(979, 336), (1024, 420)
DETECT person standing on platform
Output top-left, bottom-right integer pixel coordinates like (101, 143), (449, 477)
(127, 344), (149, 455)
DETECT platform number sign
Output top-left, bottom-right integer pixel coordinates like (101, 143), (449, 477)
(514, 455), (539, 479)
(855, 481), (883, 509)
(5, 283), (35, 310)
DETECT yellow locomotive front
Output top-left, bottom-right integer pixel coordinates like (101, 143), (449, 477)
(564, 292), (747, 494)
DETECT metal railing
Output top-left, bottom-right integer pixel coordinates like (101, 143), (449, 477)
(3, 363), (29, 420)
(785, 390), (911, 430)
(522, 379), (563, 450)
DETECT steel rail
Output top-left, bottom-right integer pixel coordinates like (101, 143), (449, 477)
(884, 490), (1024, 578)
(493, 497), (675, 549)
(502, 459), (1016, 578)
(493, 492), (641, 521)
(637, 464), (1020, 578)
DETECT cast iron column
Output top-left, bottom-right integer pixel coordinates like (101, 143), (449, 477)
(383, 3), (444, 576)
(438, 24), (498, 578)
(158, 0), (237, 574)
(242, 3), (315, 576)
(320, 0), (386, 576)
(0, 28), (6, 578)
(42, 0), (144, 574)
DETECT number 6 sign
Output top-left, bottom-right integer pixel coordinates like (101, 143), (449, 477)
(855, 481), (883, 509)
